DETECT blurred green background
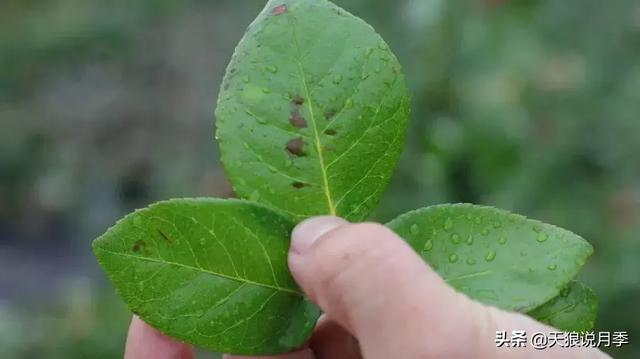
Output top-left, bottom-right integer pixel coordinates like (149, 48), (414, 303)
(1, 0), (639, 357)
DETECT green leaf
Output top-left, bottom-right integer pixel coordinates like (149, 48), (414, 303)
(93, 199), (320, 355)
(216, 0), (411, 221)
(528, 281), (598, 332)
(386, 204), (593, 312)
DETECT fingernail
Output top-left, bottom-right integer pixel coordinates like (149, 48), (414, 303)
(290, 216), (348, 255)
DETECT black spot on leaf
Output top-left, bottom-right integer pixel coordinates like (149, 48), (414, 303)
(292, 95), (304, 105)
(286, 138), (306, 157)
(132, 240), (146, 253)
(157, 230), (172, 243)
(324, 129), (337, 136)
(290, 109), (308, 128)
(292, 182), (306, 189)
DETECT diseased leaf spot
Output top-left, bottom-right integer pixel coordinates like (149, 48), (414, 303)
(292, 182), (306, 189)
(324, 129), (337, 136)
(323, 145), (336, 153)
(272, 4), (287, 16)
(286, 138), (306, 157)
(132, 240), (146, 253)
(292, 95), (304, 105)
(324, 111), (335, 120)
(157, 229), (172, 243)
(290, 110), (308, 128)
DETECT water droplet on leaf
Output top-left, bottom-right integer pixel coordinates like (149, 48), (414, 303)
(485, 250), (497, 262)
(466, 235), (474, 245)
(423, 240), (433, 251)
(443, 217), (454, 231)
(537, 233), (549, 243)
(266, 65), (278, 73)
(450, 233), (461, 244)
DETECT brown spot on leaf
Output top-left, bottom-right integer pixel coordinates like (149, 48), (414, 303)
(292, 182), (306, 189)
(290, 110), (308, 128)
(325, 111), (335, 120)
(272, 4), (288, 15)
(292, 95), (304, 105)
(132, 240), (146, 253)
(324, 129), (337, 136)
(286, 138), (306, 157)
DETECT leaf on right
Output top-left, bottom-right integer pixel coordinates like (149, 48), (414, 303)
(387, 204), (594, 312)
(528, 281), (598, 332)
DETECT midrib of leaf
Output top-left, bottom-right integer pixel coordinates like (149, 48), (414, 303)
(288, 13), (336, 216)
(95, 247), (302, 295)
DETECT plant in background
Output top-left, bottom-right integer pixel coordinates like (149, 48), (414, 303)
(93, 0), (597, 355)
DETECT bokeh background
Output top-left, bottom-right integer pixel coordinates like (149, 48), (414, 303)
(1, 0), (639, 357)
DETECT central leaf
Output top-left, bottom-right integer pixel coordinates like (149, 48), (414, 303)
(216, 0), (411, 221)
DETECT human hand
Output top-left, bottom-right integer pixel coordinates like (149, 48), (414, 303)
(125, 216), (609, 359)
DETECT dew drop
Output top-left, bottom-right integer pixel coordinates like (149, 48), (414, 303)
(481, 228), (490, 236)
(410, 224), (420, 235)
(243, 76), (250, 83)
(200, 238), (206, 245)
(498, 236), (507, 245)
(285, 159), (293, 168)
(365, 47), (374, 57)
(536, 233), (549, 243)
(378, 41), (388, 50)
(474, 216), (482, 225)
(361, 73), (369, 80)
(256, 117), (268, 125)
(262, 88), (271, 94)
(485, 250), (497, 262)
(423, 239), (433, 252)
(466, 258), (477, 266)
(450, 233), (461, 245)
(466, 235), (474, 245)
(266, 65), (278, 73)
(443, 217), (454, 231)
(249, 190), (260, 201)
(243, 142), (250, 149)
(449, 254), (459, 263)
(520, 250), (528, 257)
(332, 74), (343, 84)
(533, 224), (543, 233)
(547, 264), (558, 271)
(345, 98), (354, 109)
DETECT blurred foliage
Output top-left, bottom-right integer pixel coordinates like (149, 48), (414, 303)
(1, 0), (639, 357)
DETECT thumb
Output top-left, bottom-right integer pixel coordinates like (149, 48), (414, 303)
(288, 216), (607, 359)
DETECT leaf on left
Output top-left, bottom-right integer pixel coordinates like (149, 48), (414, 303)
(93, 199), (320, 355)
